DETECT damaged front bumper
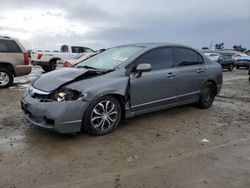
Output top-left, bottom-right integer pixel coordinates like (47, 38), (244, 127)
(21, 89), (90, 134)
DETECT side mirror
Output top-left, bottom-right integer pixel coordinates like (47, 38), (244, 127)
(135, 63), (152, 78)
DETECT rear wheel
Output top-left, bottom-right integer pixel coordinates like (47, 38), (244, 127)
(42, 65), (50, 72)
(0, 68), (13, 88)
(83, 96), (121, 136)
(41, 60), (57, 72)
(197, 82), (215, 109)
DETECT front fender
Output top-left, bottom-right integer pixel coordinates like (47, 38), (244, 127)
(65, 71), (130, 102)
(91, 89), (126, 101)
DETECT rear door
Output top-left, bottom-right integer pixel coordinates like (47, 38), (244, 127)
(0, 39), (24, 66)
(173, 47), (206, 102)
(130, 47), (177, 112)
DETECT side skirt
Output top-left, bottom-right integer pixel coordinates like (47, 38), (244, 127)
(125, 97), (198, 118)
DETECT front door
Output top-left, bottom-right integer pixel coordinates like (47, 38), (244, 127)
(130, 47), (177, 112)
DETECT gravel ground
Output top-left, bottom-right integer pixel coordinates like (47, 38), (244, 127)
(0, 67), (250, 188)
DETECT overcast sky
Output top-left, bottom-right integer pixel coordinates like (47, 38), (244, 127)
(0, 0), (249, 50)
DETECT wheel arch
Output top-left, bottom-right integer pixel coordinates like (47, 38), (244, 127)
(49, 57), (61, 64)
(203, 79), (217, 95)
(91, 92), (127, 119)
(0, 62), (15, 76)
(81, 92), (126, 134)
(109, 93), (126, 119)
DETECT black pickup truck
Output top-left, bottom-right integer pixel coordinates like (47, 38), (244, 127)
(205, 53), (235, 71)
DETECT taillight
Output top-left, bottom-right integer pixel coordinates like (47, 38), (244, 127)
(63, 61), (72, 67)
(24, 52), (29, 65)
(37, 53), (43, 59)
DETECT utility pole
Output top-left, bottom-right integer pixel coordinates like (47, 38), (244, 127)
(209, 42), (213, 51)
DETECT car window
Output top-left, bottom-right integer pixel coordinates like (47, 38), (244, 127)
(218, 55), (224, 61)
(84, 48), (94, 53)
(136, 47), (173, 70)
(71, 46), (85, 53)
(61, 45), (69, 52)
(76, 46), (143, 70)
(208, 54), (219, 61)
(175, 47), (203, 66)
(0, 39), (22, 53)
(223, 56), (228, 61)
(225, 55), (233, 61)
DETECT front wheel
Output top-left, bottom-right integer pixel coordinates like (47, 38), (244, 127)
(197, 82), (215, 109)
(83, 96), (121, 136)
(228, 64), (234, 71)
(0, 68), (14, 88)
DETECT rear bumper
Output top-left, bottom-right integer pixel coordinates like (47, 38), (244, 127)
(31, 60), (49, 66)
(15, 65), (32, 77)
(216, 84), (222, 95)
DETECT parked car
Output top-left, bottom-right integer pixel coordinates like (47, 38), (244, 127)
(31, 45), (94, 72)
(204, 53), (235, 71)
(57, 49), (106, 67)
(232, 53), (248, 60)
(0, 36), (31, 88)
(235, 56), (250, 69)
(214, 50), (247, 60)
(21, 43), (222, 135)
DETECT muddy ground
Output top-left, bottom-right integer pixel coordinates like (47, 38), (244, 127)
(0, 67), (250, 188)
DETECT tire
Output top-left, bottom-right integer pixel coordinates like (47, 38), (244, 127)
(228, 64), (234, 71)
(41, 60), (57, 72)
(0, 68), (14, 88)
(83, 96), (121, 136)
(42, 65), (51, 72)
(197, 82), (215, 109)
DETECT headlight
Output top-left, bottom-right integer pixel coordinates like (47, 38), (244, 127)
(54, 89), (88, 102)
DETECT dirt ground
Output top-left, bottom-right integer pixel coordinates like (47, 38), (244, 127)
(0, 67), (250, 188)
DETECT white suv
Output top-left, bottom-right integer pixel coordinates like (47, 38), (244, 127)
(0, 36), (32, 88)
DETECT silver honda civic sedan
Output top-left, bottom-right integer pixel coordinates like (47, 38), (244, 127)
(21, 43), (222, 136)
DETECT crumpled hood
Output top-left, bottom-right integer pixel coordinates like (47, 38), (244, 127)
(33, 68), (89, 92)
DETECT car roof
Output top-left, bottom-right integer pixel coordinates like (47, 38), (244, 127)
(204, 53), (220, 56)
(0, 36), (17, 41)
(115, 42), (197, 50)
(215, 50), (246, 55)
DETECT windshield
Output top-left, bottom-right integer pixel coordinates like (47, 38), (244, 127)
(208, 54), (219, 61)
(76, 46), (143, 70)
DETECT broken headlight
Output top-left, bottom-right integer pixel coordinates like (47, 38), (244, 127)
(54, 89), (88, 102)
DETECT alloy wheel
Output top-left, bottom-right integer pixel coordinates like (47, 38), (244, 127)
(91, 100), (118, 131)
(203, 86), (212, 102)
(0, 72), (10, 86)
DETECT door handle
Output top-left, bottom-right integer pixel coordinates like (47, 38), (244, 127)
(166, 72), (176, 78)
(197, 68), (205, 73)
